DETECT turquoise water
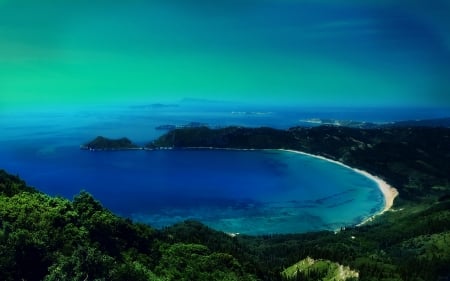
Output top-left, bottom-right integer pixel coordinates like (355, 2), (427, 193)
(0, 105), (391, 235)
(0, 147), (382, 235)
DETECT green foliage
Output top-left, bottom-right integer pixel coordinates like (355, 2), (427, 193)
(149, 126), (294, 149)
(45, 246), (115, 281)
(0, 169), (36, 196)
(82, 136), (139, 150)
(0, 171), (257, 281)
(282, 257), (359, 281)
(109, 261), (165, 281)
(155, 243), (255, 281)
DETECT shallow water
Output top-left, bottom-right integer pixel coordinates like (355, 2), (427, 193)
(0, 146), (382, 234)
(0, 105), (411, 234)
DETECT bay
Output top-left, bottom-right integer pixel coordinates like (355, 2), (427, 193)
(0, 143), (382, 235)
(0, 104), (408, 235)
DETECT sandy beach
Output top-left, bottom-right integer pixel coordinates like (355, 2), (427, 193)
(280, 149), (399, 224)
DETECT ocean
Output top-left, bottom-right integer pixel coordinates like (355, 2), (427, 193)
(0, 103), (447, 234)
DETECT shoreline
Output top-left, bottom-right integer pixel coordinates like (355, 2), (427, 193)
(169, 146), (399, 226)
(81, 144), (399, 227)
(279, 149), (399, 225)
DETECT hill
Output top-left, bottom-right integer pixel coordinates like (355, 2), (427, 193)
(0, 170), (256, 281)
(81, 136), (140, 150)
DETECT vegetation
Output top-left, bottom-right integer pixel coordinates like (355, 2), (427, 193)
(281, 257), (358, 281)
(148, 126), (293, 150)
(81, 136), (139, 150)
(0, 170), (256, 281)
(3, 123), (450, 280)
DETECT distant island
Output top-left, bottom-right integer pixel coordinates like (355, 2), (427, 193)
(80, 136), (140, 151)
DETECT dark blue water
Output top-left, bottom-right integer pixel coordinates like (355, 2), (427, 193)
(2, 104), (440, 234)
(0, 144), (382, 234)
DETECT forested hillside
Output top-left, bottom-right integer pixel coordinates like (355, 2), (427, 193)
(0, 170), (256, 281)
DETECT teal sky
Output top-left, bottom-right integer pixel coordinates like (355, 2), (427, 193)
(1, 0), (449, 109)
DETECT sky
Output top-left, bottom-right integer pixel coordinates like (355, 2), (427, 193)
(1, 0), (449, 109)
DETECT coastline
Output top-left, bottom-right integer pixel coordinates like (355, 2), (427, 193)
(179, 146), (399, 226)
(280, 149), (399, 225)
(81, 144), (399, 227)
(151, 146), (399, 224)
